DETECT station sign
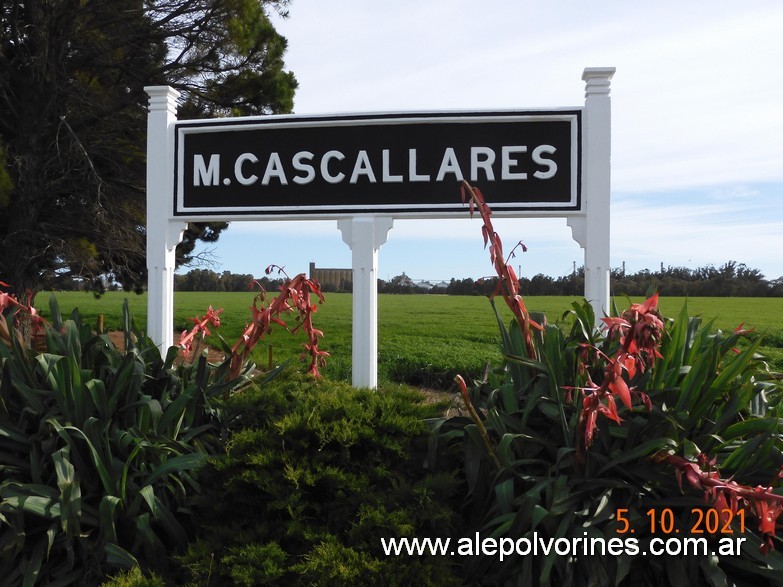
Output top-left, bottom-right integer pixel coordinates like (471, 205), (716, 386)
(173, 110), (581, 218)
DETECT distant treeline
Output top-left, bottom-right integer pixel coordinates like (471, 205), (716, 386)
(386, 260), (783, 297)
(609, 261), (782, 297)
(171, 261), (783, 297)
(174, 270), (283, 292)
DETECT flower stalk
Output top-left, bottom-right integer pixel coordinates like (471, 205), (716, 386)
(460, 180), (541, 360)
(658, 452), (783, 553)
(231, 266), (328, 379)
(178, 306), (223, 360)
(178, 267), (328, 381)
(455, 374), (501, 469)
(576, 294), (662, 455)
(0, 281), (46, 349)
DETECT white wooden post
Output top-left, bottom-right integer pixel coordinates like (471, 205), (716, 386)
(145, 86), (187, 352)
(337, 217), (394, 388)
(569, 67), (615, 323)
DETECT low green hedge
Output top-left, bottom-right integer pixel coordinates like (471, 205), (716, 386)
(178, 371), (462, 586)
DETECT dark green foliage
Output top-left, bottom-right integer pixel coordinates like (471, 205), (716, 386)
(100, 568), (166, 587)
(0, 0), (297, 295)
(0, 296), (250, 584)
(180, 371), (462, 586)
(433, 299), (783, 586)
(381, 335), (492, 389)
(381, 262), (783, 298)
(610, 261), (778, 297)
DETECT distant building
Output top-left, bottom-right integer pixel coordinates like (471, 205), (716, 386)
(414, 279), (449, 290)
(309, 262), (352, 291)
(394, 273), (416, 288)
(309, 264), (449, 292)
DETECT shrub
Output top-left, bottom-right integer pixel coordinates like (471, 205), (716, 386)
(429, 183), (783, 585)
(179, 370), (463, 586)
(0, 296), (250, 583)
(1, 270), (328, 584)
(100, 568), (166, 587)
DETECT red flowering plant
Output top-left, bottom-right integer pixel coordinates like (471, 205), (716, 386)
(432, 182), (783, 585)
(0, 281), (47, 350)
(460, 181), (541, 361)
(177, 265), (328, 382)
(178, 306), (224, 361)
(228, 265), (328, 379)
(657, 453), (783, 554)
(576, 293), (661, 455)
(0, 272), (328, 581)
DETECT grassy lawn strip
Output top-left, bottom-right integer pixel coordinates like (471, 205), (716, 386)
(37, 292), (783, 384)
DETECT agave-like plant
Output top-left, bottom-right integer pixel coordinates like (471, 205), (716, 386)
(431, 183), (783, 586)
(0, 296), (234, 584)
(0, 267), (328, 584)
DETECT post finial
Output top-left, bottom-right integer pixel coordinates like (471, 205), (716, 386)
(582, 67), (616, 97)
(144, 86), (180, 117)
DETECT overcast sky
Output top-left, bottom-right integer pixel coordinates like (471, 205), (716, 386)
(186, 0), (783, 282)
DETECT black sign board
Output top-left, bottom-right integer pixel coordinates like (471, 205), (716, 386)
(174, 110), (581, 218)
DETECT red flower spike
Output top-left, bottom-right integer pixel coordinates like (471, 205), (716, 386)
(602, 394), (622, 424)
(461, 181), (539, 361)
(638, 391), (652, 411)
(621, 354), (637, 380)
(660, 453), (783, 552)
(172, 270), (327, 379)
(459, 184), (664, 463)
(714, 493), (735, 532)
(638, 292), (659, 314)
(734, 323), (755, 336)
(609, 376), (633, 411)
(576, 292), (664, 456)
(179, 307), (226, 359)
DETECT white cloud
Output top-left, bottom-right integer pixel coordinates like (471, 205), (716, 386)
(198, 2), (783, 281)
(611, 194), (783, 277)
(273, 0), (783, 193)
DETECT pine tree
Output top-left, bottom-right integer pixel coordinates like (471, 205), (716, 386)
(0, 0), (297, 300)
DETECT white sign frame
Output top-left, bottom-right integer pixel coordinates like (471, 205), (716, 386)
(145, 67), (615, 388)
(172, 110), (581, 218)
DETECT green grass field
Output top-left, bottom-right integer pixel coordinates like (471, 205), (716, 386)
(37, 291), (783, 385)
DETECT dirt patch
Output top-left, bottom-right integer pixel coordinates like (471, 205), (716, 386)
(105, 331), (227, 364)
(416, 387), (465, 418)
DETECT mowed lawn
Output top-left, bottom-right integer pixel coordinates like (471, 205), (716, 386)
(37, 291), (783, 384)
